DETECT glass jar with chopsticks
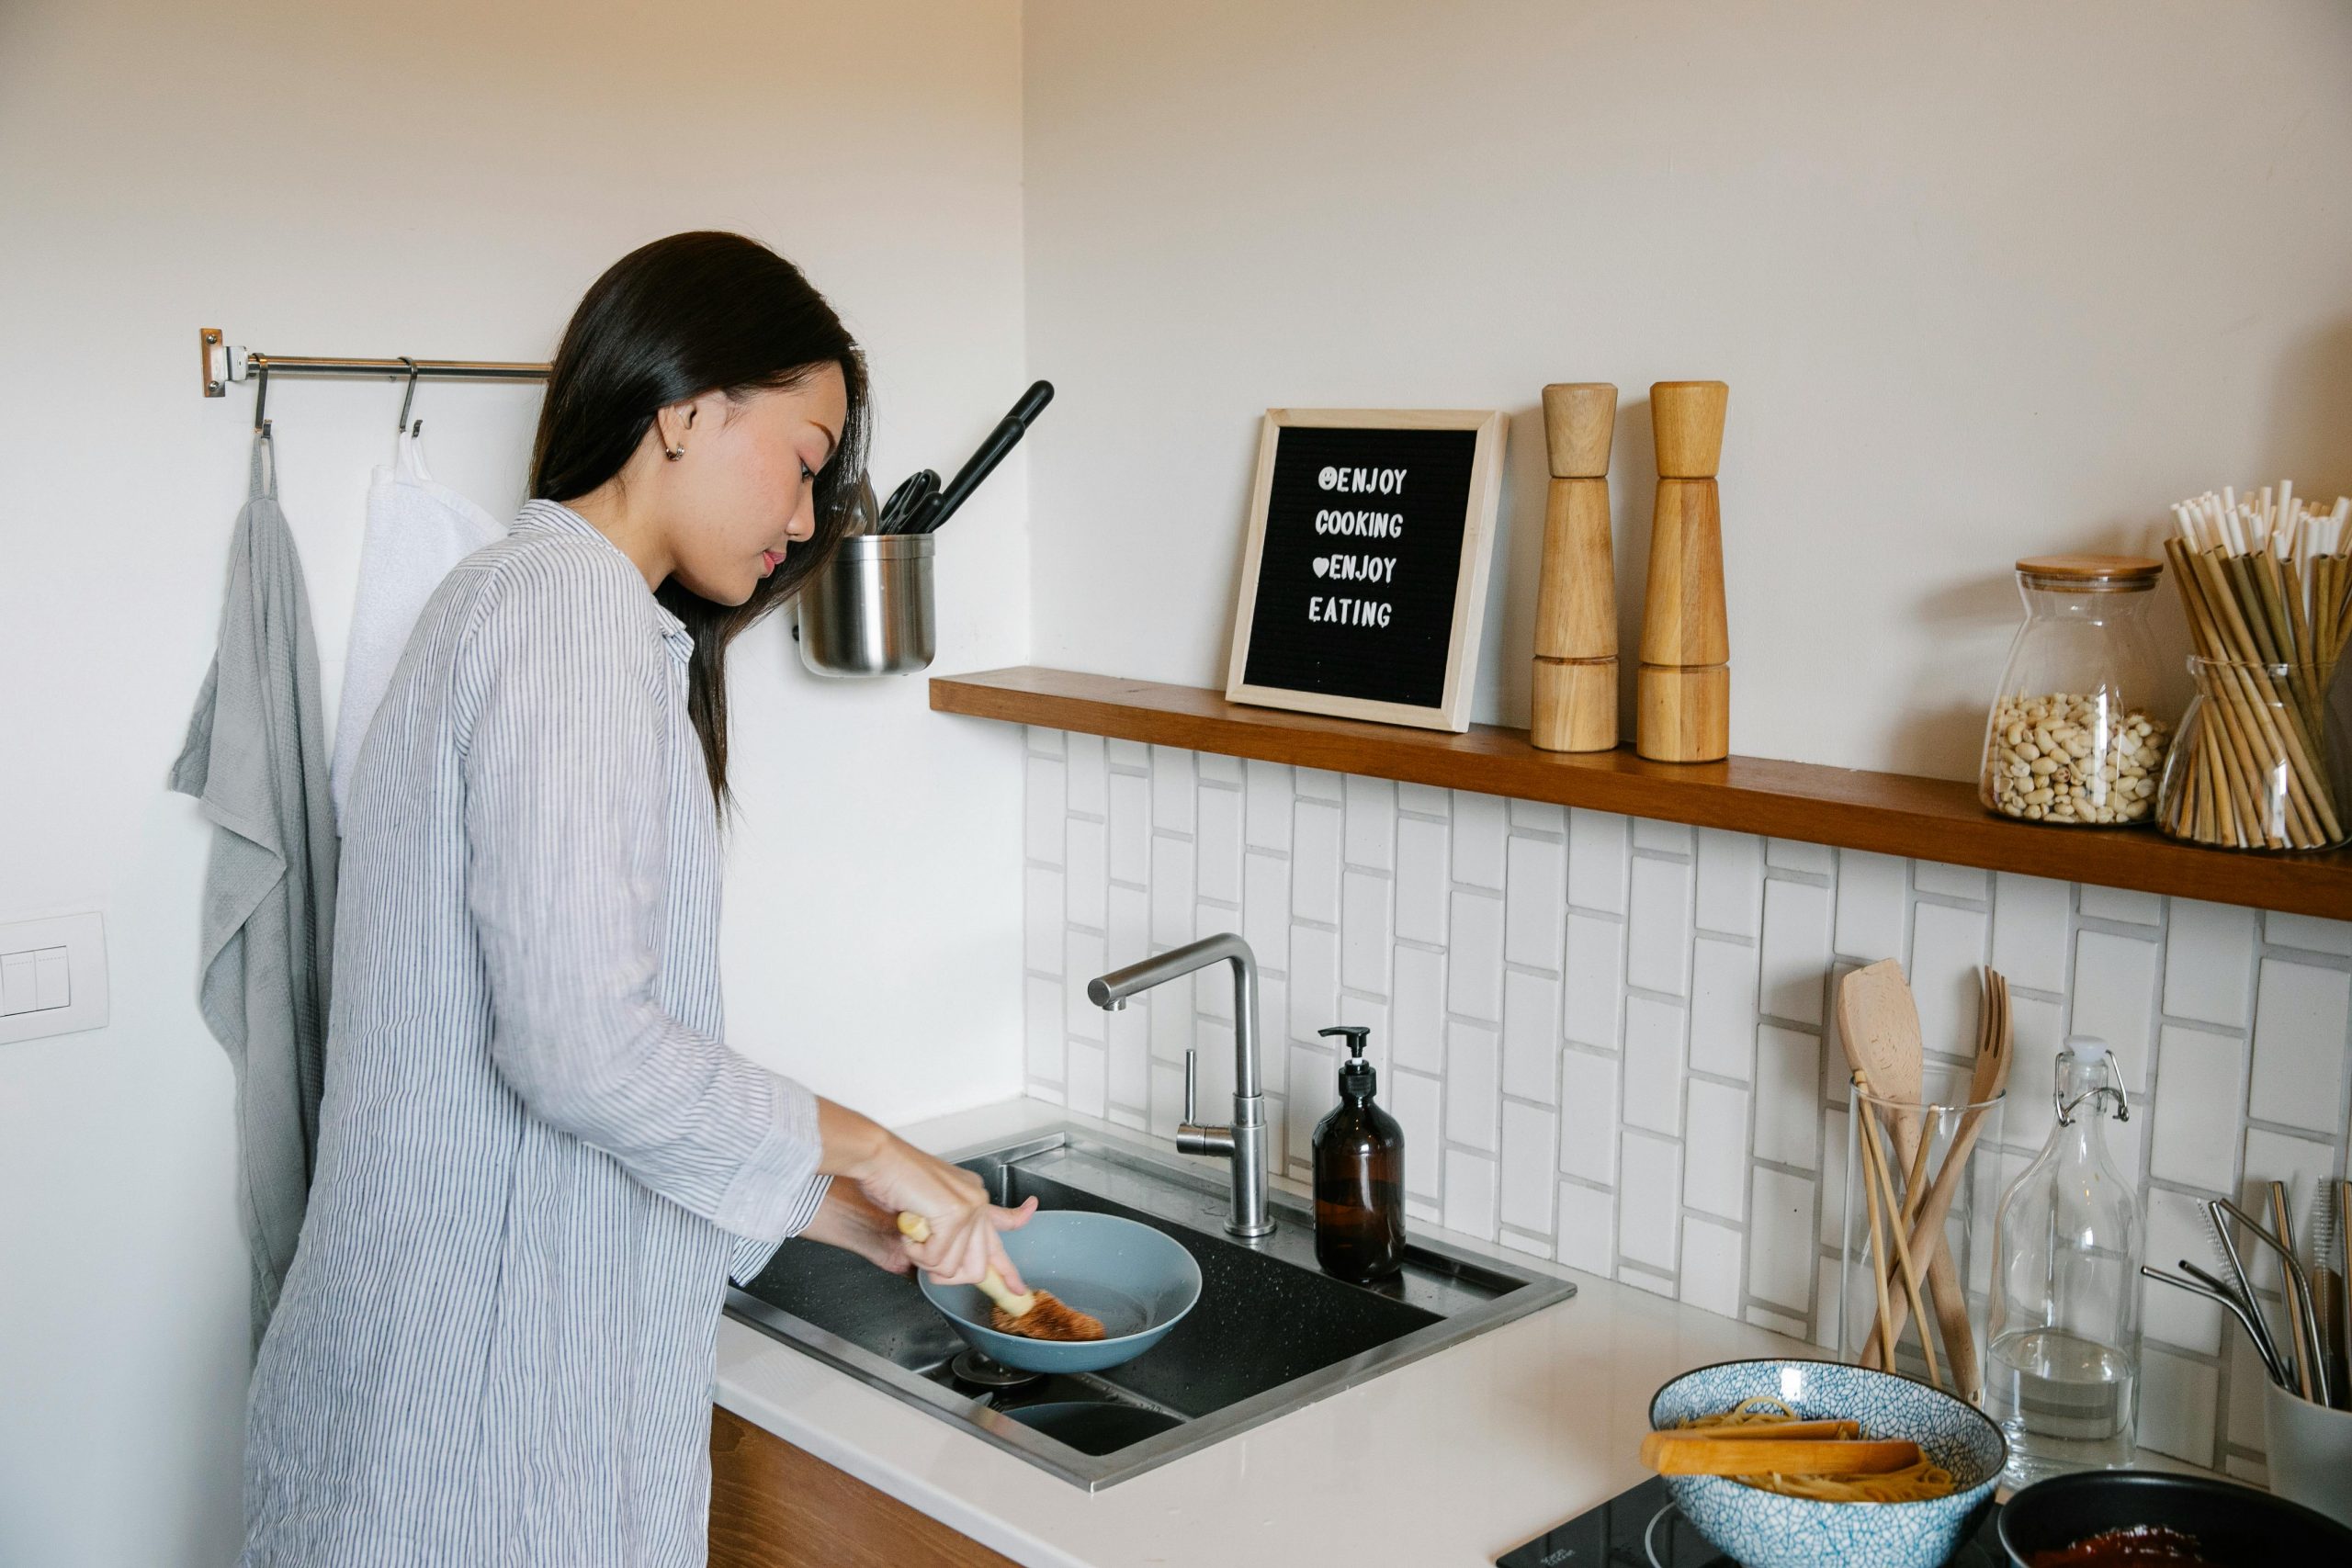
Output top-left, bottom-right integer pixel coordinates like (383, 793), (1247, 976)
(2156, 483), (2352, 850)
(1835, 964), (2013, 1406)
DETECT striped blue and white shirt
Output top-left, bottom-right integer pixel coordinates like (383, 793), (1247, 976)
(241, 500), (828, 1566)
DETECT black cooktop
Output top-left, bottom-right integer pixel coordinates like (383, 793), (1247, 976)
(1497, 1475), (2007, 1567)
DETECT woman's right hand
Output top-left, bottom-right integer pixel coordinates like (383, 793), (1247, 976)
(818, 1100), (1035, 1293)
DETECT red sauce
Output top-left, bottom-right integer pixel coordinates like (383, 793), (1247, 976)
(2026, 1526), (2231, 1568)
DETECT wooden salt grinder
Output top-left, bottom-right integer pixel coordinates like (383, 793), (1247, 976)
(1531, 383), (1619, 751)
(1636, 381), (1730, 762)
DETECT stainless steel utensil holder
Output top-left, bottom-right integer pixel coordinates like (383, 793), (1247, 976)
(797, 533), (935, 677)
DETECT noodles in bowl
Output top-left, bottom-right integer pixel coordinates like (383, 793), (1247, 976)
(1678, 1394), (1956, 1503)
(1649, 1359), (2005, 1568)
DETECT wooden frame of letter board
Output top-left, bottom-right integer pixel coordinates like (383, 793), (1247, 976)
(1224, 407), (1508, 733)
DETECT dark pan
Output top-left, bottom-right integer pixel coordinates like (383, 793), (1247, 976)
(1996, 1470), (2352, 1565)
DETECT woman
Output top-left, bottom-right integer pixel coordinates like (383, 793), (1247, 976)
(240, 232), (1032, 1566)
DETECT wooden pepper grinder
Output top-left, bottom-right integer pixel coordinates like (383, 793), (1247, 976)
(1531, 383), (1619, 751)
(1637, 380), (1730, 762)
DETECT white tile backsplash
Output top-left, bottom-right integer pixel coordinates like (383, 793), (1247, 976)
(1026, 732), (2352, 1472)
(1627, 855), (1694, 997)
(1684, 1080), (1750, 1219)
(1390, 943), (1446, 1074)
(1243, 760), (1292, 852)
(1834, 850), (1907, 963)
(2248, 957), (2351, 1136)
(1502, 969), (1562, 1104)
(1622, 995), (1688, 1137)
(1451, 792), (1510, 890)
(1758, 877), (1833, 1025)
(2147, 1024), (2245, 1193)
(1343, 774), (1396, 872)
(1444, 1021), (1501, 1152)
(1566, 808), (1629, 914)
(1446, 891), (1506, 1022)
(1107, 769), (1150, 884)
(1149, 745), (1193, 834)
(1695, 829), (1765, 938)
(1340, 871), (1392, 994)
(1754, 1024), (1821, 1170)
(2072, 928), (2159, 1092)
(1500, 1101), (1557, 1233)
(1505, 834), (1567, 970)
(1395, 814), (1450, 946)
(1195, 784), (1243, 906)
(1690, 935), (1760, 1080)
(1558, 1048), (1620, 1185)
(1991, 872), (2071, 995)
(1291, 799), (1343, 926)
(2163, 899), (2256, 1028)
(1679, 1216), (1744, 1317)
(2265, 910), (2352, 956)
(1563, 913), (1624, 1049)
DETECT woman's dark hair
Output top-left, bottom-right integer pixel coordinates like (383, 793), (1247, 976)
(530, 231), (869, 814)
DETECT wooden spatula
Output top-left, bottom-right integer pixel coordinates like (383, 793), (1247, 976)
(1838, 960), (1973, 1391)
(896, 1213), (1106, 1342)
(1640, 1430), (1923, 1478)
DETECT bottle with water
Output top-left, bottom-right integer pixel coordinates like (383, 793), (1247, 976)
(1985, 1041), (2143, 1483)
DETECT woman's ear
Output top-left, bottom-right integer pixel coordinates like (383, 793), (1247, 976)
(654, 401), (694, 460)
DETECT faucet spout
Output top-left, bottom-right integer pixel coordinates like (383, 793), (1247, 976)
(1088, 932), (1272, 1238)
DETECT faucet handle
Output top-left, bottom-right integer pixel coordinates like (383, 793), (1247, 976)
(1182, 1047), (1198, 1124)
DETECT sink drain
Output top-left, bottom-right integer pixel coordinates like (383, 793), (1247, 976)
(949, 1349), (1045, 1391)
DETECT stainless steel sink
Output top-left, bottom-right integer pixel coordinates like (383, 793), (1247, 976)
(724, 1123), (1575, 1488)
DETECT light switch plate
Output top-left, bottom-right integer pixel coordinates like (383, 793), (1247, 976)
(0, 912), (108, 1044)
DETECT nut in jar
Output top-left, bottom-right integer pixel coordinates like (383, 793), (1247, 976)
(1983, 694), (2169, 825)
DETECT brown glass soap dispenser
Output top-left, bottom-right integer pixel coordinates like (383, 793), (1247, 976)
(1311, 1024), (1406, 1282)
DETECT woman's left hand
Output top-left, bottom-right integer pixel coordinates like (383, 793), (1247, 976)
(800, 1183), (917, 1275)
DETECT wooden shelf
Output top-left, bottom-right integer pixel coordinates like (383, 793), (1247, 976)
(930, 666), (2352, 920)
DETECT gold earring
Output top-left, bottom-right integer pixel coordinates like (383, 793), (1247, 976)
(665, 445), (684, 461)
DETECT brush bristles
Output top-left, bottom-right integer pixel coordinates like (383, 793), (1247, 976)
(991, 1289), (1106, 1342)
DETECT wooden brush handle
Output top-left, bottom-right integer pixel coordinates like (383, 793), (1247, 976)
(1640, 1431), (1921, 1478)
(894, 1212), (1035, 1317)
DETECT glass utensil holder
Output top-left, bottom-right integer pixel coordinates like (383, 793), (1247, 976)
(1980, 557), (2172, 826)
(1838, 1081), (2007, 1387)
(2156, 656), (2351, 850)
(1985, 1043), (2143, 1485)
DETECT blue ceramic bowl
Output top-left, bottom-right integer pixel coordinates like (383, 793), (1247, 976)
(1648, 1359), (2006, 1568)
(918, 1211), (1201, 1374)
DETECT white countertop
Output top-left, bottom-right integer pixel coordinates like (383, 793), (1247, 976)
(712, 1098), (1813, 1568)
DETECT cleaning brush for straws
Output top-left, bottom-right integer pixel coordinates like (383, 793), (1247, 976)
(2155, 479), (2352, 851)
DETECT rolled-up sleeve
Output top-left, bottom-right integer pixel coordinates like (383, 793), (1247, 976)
(459, 555), (828, 1243)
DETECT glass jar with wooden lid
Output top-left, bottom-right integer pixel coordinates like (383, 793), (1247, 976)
(1980, 556), (2174, 826)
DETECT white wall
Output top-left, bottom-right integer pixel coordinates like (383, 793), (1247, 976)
(1021, 0), (2352, 779)
(0, 2), (1028, 1562)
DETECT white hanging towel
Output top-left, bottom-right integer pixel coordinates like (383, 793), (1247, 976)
(330, 426), (506, 827)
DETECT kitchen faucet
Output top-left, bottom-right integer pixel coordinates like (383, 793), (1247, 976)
(1087, 932), (1272, 1239)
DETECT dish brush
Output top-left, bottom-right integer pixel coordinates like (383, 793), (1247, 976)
(895, 1213), (1106, 1342)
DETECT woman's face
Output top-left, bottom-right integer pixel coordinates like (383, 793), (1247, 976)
(662, 364), (848, 606)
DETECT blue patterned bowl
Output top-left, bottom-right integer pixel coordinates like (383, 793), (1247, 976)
(1649, 1359), (2005, 1568)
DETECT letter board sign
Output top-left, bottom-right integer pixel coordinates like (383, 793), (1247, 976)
(1225, 407), (1508, 731)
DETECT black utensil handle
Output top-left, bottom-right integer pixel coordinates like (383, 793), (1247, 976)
(911, 379), (1055, 535)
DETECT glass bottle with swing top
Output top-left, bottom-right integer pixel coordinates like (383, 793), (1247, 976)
(1985, 1040), (2143, 1483)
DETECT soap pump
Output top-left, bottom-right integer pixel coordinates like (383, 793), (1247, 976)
(1310, 1024), (1406, 1283)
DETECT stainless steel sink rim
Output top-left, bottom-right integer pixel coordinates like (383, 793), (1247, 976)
(723, 1122), (1575, 1489)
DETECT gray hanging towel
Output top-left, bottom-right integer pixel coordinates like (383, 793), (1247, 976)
(170, 429), (338, 1345)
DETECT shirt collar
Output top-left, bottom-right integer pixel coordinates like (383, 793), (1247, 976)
(514, 499), (694, 658)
